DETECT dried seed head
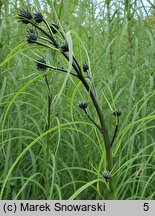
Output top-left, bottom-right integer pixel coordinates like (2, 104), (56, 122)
(18, 8), (33, 24)
(26, 28), (38, 43)
(34, 11), (44, 23)
(78, 101), (87, 110)
(113, 108), (122, 117)
(83, 63), (89, 72)
(36, 57), (47, 71)
(103, 171), (110, 182)
(50, 23), (59, 34)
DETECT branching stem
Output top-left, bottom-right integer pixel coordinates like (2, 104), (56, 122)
(18, 8), (115, 199)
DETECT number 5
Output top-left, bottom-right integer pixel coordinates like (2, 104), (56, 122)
(143, 203), (149, 211)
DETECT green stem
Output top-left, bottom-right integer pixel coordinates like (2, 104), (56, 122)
(44, 75), (52, 198)
(125, 0), (133, 67)
(0, 1), (3, 74)
(106, 0), (113, 74)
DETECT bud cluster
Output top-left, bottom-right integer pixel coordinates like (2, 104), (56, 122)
(36, 57), (47, 71)
(78, 101), (88, 110)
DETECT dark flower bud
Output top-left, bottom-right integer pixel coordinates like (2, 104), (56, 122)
(50, 23), (59, 34)
(83, 63), (89, 72)
(36, 57), (47, 71)
(61, 43), (69, 52)
(78, 101), (87, 110)
(26, 28), (38, 43)
(103, 171), (110, 182)
(18, 8), (33, 24)
(34, 11), (44, 23)
(113, 108), (121, 117)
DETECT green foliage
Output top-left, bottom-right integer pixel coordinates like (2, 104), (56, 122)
(0, 0), (155, 200)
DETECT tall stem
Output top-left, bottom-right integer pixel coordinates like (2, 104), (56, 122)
(125, 0), (133, 68)
(44, 75), (52, 198)
(106, 0), (113, 74)
(78, 73), (115, 199)
(0, 1), (3, 75)
(61, 48), (115, 199)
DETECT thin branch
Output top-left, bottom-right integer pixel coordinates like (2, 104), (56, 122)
(44, 75), (51, 130)
(29, 20), (56, 45)
(43, 19), (59, 47)
(110, 118), (119, 146)
(83, 109), (101, 130)
(38, 35), (55, 46)
(45, 64), (78, 77)
(33, 40), (52, 48)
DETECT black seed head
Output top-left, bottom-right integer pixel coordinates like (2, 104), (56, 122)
(36, 57), (47, 71)
(78, 101), (87, 110)
(61, 43), (69, 52)
(113, 108), (121, 117)
(34, 11), (44, 23)
(50, 23), (59, 34)
(103, 171), (110, 182)
(83, 63), (89, 72)
(26, 28), (38, 43)
(18, 8), (33, 24)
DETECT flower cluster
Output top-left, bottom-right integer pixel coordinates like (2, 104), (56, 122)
(18, 8), (33, 24)
(103, 171), (110, 182)
(83, 63), (89, 72)
(78, 101), (87, 110)
(113, 108), (121, 117)
(61, 43), (69, 52)
(34, 11), (44, 23)
(26, 28), (38, 43)
(18, 8), (43, 24)
(36, 57), (47, 72)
